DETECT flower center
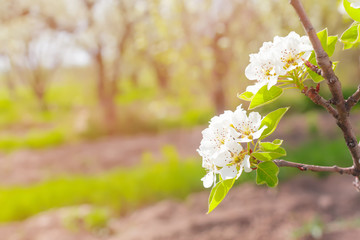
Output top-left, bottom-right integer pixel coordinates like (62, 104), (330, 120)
(232, 150), (248, 164)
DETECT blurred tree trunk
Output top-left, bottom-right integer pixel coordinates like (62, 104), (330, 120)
(152, 59), (169, 89)
(32, 68), (48, 111)
(130, 70), (139, 87)
(211, 32), (230, 114)
(5, 73), (16, 100)
(95, 47), (117, 134)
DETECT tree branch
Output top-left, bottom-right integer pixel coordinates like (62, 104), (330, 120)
(290, 0), (360, 171)
(303, 87), (338, 118)
(345, 85), (360, 111)
(274, 160), (357, 176)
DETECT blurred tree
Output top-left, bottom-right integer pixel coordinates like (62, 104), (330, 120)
(75, 0), (144, 134)
(180, 0), (260, 114)
(0, 0), (78, 111)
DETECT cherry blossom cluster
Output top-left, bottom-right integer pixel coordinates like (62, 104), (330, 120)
(197, 105), (267, 188)
(245, 31), (313, 94)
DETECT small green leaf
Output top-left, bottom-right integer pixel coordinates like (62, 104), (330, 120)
(256, 161), (279, 187)
(249, 85), (283, 110)
(259, 140), (283, 151)
(208, 178), (235, 214)
(327, 36), (338, 57)
(344, 0), (360, 22)
(272, 139), (283, 145)
(252, 147), (286, 161)
(260, 107), (289, 139)
(316, 28), (338, 57)
(340, 22), (360, 49)
(307, 28), (339, 83)
(237, 91), (254, 101)
(317, 28), (328, 52)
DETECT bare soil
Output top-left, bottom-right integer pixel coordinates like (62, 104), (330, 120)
(0, 112), (356, 185)
(0, 113), (360, 239)
(0, 175), (359, 240)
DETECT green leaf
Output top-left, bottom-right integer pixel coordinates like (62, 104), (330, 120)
(340, 22), (360, 49)
(344, 0), (360, 22)
(307, 29), (338, 83)
(252, 147), (286, 161)
(272, 139), (283, 145)
(237, 91), (254, 101)
(249, 85), (283, 110)
(260, 107), (289, 139)
(327, 36), (338, 57)
(316, 28), (338, 57)
(208, 178), (235, 214)
(259, 140), (283, 151)
(256, 161), (279, 187)
(317, 28), (328, 52)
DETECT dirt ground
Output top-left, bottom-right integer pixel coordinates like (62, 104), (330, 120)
(0, 175), (359, 240)
(0, 112), (354, 185)
(0, 113), (360, 239)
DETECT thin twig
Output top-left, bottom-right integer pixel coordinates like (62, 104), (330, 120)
(303, 87), (338, 118)
(345, 85), (360, 111)
(290, 0), (360, 171)
(274, 160), (357, 176)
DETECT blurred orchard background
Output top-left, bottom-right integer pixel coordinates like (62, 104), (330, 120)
(0, 0), (359, 239)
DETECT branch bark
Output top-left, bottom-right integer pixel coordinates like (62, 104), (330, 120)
(345, 85), (360, 111)
(274, 160), (356, 176)
(303, 87), (338, 118)
(290, 0), (360, 171)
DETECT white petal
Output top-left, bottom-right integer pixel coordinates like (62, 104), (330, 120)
(224, 139), (243, 154)
(246, 82), (266, 94)
(252, 125), (268, 140)
(248, 112), (262, 127)
(237, 137), (252, 143)
(201, 172), (214, 188)
(236, 166), (244, 179)
(242, 155), (252, 173)
(219, 165), (237, 180)
(213, 149), (232, 167)
(228, 127), (240, 139)
(267, 77), (278, 90)
(349, 0), (360, 8)
(244, 63), (259, 80)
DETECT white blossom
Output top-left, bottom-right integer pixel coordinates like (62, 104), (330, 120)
(213, 140), (242, 179)
(273, 31), (313, 72)
(198, 107), (265, 188)
(200, 151), (218, 188)
(198, 111), (233, 188)
(214, 140), (252, 180)
(197, 110), (233, 157)
(245, 48), (284, 91)
(245, 31), (313, 94)
(230, 106), (267, 142)
(348, 0), (360, 8)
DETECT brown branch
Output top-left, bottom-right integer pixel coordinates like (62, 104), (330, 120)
(290, 0), (360, 171)
(304, 60), (322, 76)
(345, 85), (360, 111)
(303, 87), (338, 118)
(274, 160), (357, 176)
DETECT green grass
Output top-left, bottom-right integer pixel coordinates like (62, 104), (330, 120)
(0, 146), (204, 223)
(0, 128), (66, 152)
(0, 79), (214, 152)
(0, 137), (351, 223)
